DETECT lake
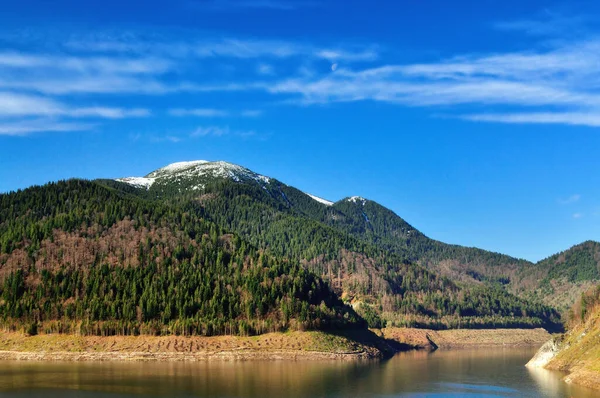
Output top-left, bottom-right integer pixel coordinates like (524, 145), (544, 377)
(0, 348), (596, 397)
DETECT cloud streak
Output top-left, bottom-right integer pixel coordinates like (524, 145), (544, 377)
(0, 119), (95, 136)
(559, 194), (582, 205)
(0, 92), (149, 119)
(169, 108), (262, 117)
(191, 125), (256, 138)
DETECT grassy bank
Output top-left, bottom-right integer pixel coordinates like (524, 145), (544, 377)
(543, 307), (600, 390)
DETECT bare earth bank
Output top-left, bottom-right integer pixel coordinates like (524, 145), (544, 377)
(0, 328), (553, 362)
(381, 327), (551, 350)
(0, 330), (386, 362)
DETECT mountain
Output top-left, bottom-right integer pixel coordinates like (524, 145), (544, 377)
(117, 161), (600, 311)
(116, 160), (536, 287)
(5, 159), (589, 336)
(111, 160), (562, 330)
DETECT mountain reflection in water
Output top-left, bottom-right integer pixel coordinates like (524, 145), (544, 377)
(0, 348), (596, 397)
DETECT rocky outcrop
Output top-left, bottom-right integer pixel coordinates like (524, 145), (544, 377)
(525, 336), (562, 368)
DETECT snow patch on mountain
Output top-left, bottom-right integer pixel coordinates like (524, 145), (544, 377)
(348, 196), (367, 205)
(115, 176), (156, 189)
(306, 193), (334, 206)
(159, 160), (209, 173)
(116, 160), (272, 190)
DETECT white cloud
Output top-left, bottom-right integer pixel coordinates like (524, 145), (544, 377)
(64, 34), (378, 62)
(0, 119), (94, 136)
(169, 108), (230, 117)
(462, 113), (600, 127)
(257, 63), (274, 75)
(191, 126), (230, 137)
(7, 16), (600, 133)
(0, 52), (172, 76)
(0, 91), (150, 119)
(494, 12), (590, 38)
(150, 134), (183, 143)
(558, 194), (582, 205)
(258, 35), (600, 126)
(170, 108), (263, 118)
(190, 125), (256, 138)
(573, 213), (583, 219)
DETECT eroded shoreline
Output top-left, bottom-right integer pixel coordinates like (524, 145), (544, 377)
(0, 328), (552, 363)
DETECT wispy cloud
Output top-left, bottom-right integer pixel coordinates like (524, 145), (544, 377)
(64, 35), (378, 62)
(150, 135), (183, 143)
(259, 31), (600, 126)
(462, 113), (600, 127)
(0, 52), (171, 74)
(6, 12), (600, 136)
(494, 11), (592, 38)
(559, 194), (582, 205)
(170, 108), (229, 117)
(0, 119), (95, 136)
(191, 125), (256, 138)
(0, 92), (149, 118)
(572, 212), (584, 219)
(169, 108), (262, 117)
(257, 63), (275, 75)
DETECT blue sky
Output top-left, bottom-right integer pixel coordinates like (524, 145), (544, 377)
(1, 0), (599, 261)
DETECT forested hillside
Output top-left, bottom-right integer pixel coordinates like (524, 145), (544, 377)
(0, 180), (360, 336)
(515, 241), (600, 311)
(182, 179), (561, 330)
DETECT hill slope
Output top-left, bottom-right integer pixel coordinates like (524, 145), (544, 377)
(515, 241), (600, 311)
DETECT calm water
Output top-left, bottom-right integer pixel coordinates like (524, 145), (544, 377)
(0, 348), (596, 397)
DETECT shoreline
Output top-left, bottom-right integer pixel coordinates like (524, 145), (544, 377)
(0, 330), (384, 362)
(0, 349), (374, 362)
(381, 327), (551, 350)
(0, 327), (551, 363)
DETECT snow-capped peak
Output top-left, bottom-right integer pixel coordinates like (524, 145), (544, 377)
(157, 160), (210, 174)
(116, 160), (272, 190)
(347, 196), (367, 205)
(306, 193), (334, 206)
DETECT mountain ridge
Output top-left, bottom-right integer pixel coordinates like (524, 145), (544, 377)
(115, 159), (599, 312)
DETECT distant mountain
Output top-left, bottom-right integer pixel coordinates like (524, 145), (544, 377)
(516, 241), (600, 311)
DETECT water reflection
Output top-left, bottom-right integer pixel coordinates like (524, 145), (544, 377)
(0, 348), (596, 398)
